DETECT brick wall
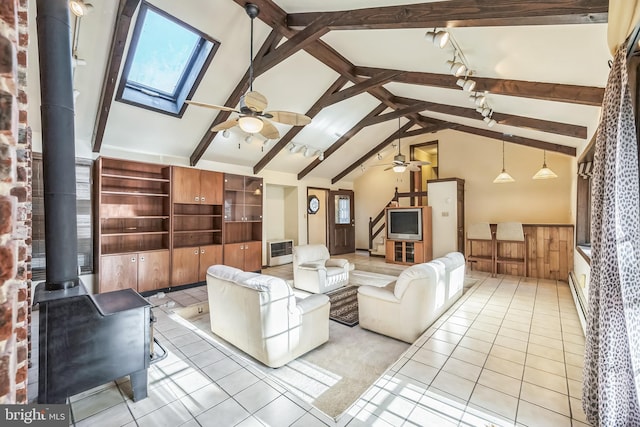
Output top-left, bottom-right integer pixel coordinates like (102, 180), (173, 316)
(0, 0), (31, 404)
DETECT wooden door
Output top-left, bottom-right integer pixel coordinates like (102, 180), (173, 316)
(100, 254), (137, 292)
(171, 246), (200, 285)
(328, 190), (355, 255)
(200, 170), (223, 205)
(172, 167), (200, 204)
(243, 241), (262, 272)
(223, 242), (245, 270)
(198, 245), (223, 281)
(138, 250), (170, 292)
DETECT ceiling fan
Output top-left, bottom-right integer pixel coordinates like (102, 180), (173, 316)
(186, 3), (311, 140)
(378, 118), (430, 173)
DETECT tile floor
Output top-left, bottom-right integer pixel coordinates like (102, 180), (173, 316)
(28, 252), (592, 426)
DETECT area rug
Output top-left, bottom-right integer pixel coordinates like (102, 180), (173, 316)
(174, 301), (409, 420)
(326, 286), (359, 326)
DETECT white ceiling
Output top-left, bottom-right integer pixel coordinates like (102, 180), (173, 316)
(26, 0), (611, 182)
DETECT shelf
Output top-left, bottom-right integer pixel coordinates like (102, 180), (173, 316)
(102, 173), (169, 183)
(173, 243), (222, 249)
(101, 216), (169, 220)
(102, 230), (169, 237)
(102, 190), (169, 197)
(102, 247), (169, 256)
(173, 229), (221, 234)
(174, 214), (221, 217)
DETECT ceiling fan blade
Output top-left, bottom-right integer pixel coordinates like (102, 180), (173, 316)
(259, 119), (280, 140)
(243, 91), (268, 112)
(186, 100), (239, 113)
(265, 111), (312, 126)
(409, 160), (432, 166)
(408, 165), (422, 172)
(211, 118), (239, 132)
(383, 166), (394, 171)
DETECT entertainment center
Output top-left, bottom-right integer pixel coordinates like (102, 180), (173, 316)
(385, 206), (433, 265)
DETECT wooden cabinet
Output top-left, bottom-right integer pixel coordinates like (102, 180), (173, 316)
(224, 241), (261, 271)
(100, 250), (169, 293)
(224, 174), (262, 272)
(171, 244), (222, 285)
(172, 167), (222, 205)
(385, 206), (433, 265)
(171, 167), (224, 286)
(95, 157), (171, 293)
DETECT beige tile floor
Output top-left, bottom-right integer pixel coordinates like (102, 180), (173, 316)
(28, 252), (592, 426)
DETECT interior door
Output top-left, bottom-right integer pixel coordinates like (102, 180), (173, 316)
(328, 190), (355, 255)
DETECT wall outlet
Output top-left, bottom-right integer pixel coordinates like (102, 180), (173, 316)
(441, 211), (449, 217)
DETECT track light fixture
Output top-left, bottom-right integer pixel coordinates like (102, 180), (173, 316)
(484, 116), (497, 127)
(470, 93), (486, 107)
(69, 0), (93, 16)
(318, 152), (324, 161)
(446, 59), (467, 77)
(456, 78), (476, 92)
(425, 29), (450, 48)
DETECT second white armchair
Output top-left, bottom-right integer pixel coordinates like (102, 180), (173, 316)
(292, 244), (350, 294)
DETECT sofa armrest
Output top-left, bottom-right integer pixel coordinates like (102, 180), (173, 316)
(297, 294), (330, 314)
(326, 258), (348, 269)
(358, 283), (399, 303)
(298, 262), (326, 271)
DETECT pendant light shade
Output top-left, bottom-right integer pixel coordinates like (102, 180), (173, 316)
(494, 140), (515, 183)
(532, 150), (558, 179)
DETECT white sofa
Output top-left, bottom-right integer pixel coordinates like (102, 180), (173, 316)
(358, 252), (465, 343)
(292, 244), (350, 294)
(206, 265), (330, 368)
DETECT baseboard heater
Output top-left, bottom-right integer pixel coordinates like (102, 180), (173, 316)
(568, 271), (587, 335)
(267, 239), (294, 266)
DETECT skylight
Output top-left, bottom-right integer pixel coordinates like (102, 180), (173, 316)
(116, 2), (219, 117)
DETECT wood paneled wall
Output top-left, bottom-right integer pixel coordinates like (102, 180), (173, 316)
(466, 224), (574, 281)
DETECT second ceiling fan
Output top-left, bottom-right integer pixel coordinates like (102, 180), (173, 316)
(187, 3), (311, 140)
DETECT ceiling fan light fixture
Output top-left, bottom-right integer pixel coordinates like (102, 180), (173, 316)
(69, 0), (93, 16)
(456, 78), (476, 92)
(533, 151), (558, 179)
(244, 135), (254, 144)
(425, 29), (450, 48)
(238, 116), (263, 133)
(393, 164), (407, 173)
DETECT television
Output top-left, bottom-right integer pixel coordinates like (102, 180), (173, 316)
(386, 208), (422, 241)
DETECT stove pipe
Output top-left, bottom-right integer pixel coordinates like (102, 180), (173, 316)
(36, 0), (79, 290)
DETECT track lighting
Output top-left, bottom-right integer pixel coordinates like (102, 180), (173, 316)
(69, 0), (93, 16)
(446, 60), (466, 77)
(303, 146), (316, 158)
(456, 78), (476, 92)
(484, 116), (497, 127)
(222, 129), (230, 138)
(425, 29), (450, 48)
(470, 94), (486, 107)
(480, 107), (492, 117)
(318, 152), (324, 161)
(288, 143), (303, 153)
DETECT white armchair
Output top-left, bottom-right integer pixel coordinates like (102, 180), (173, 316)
(292, 244), (350, 294)
(358, 252), (465, 343)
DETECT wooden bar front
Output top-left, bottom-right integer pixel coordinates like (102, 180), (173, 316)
(467, 224), (574, 280)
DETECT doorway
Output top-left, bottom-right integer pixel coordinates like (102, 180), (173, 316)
(328, 189), (355, 255)
(410, 141), (438, 206)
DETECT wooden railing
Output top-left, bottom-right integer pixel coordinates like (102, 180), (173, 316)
(368, 187), (429, 250)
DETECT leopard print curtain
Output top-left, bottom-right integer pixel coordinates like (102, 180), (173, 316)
(583, 44), (640, 426)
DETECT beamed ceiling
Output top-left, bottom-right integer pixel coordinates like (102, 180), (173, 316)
(27, 0), (611, 183)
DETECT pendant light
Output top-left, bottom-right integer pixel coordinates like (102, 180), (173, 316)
(532, 150), (558, 179)
(393, 117), (407, 173)
(493, 139), (515, 183)
(237, 4), (264, 134)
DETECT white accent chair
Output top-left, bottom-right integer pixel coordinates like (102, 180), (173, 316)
(358, 252), (465, 343)
(206, 265), (330, 368)
(292, 244), (350, 294)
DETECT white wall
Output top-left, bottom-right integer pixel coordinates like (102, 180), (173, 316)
(265, 185), (286, 242)
(428, 180), (458, 258)
(308, 188), (328, 245)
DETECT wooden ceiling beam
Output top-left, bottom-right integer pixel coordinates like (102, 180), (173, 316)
(287, 0), (608, 30)
(393, 96), (588, 139)
(91, 0), (141, 153)
(357, 66), (604, 106)
(189, 30), (283, 166)
(456, 125), (577, 156)
(321, 71), (402, 108)
(331, 120), (415, 184)
(298, 103), (388, 179)
(361, 102), (433, 127)
(253, 76), (349, 174)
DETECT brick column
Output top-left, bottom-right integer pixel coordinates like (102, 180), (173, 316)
(0, 0), (31, 404)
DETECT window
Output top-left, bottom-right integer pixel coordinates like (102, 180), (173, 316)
(335, 195), (351, 225)
(575, 139), (594, 262)
(116, 2), (219, 117)
(32, 154), (93, 280)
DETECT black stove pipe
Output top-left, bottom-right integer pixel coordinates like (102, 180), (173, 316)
(36, 0), (79, 290)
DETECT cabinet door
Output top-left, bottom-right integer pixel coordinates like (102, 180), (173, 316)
(243, 241), (262, 272)
(138, 250), (170, 292)
(198, 245), (223, 282)
(223, 242), (245, 270)
(100, 254), (137, 292)
(171, 246), (200, 285)
(385, 240), (395, 263)
(200, 170), (223, 205)
(172, 167), (200, 204)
